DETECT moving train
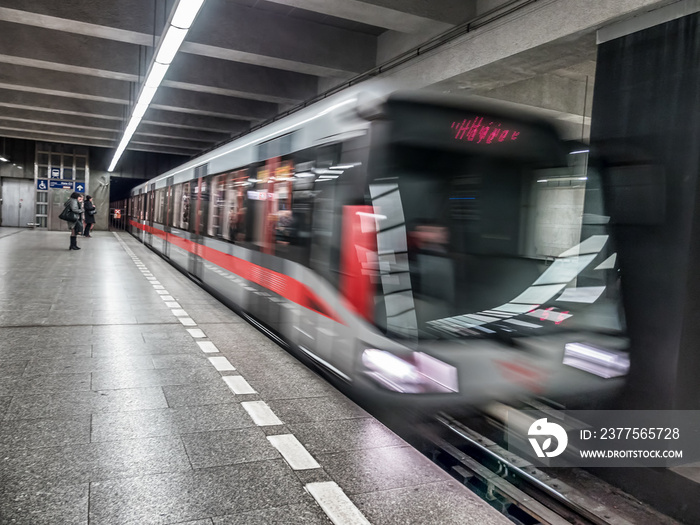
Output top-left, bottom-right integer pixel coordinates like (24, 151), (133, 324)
(128, 88), (630, 407)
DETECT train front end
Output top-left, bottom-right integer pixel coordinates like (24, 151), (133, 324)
(355, 93), (629, 408)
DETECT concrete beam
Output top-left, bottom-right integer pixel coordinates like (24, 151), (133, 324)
(186, 0), (375, 76)
(129, 123), (229, 144)
(0, 105), (231, 143)
(143, 110), (251, 135)
(0, 0), (170, 37)
(0, 119), (209, 153)
(152, 87), (277, 122)
(129, 136), (205, 152)
(0, 1), (375, 77)
(0, 119), (117, 141)
(470, 74), (594, 117)
(0, 129), (193, 157)
(260, 0), (460, 31)
(0, 20), (142, 79)
(359, 0), (472, 25)
(165, 54), (318, 104)
(0, 128), (115, 149)
(380, 0), (673, 89)
(0, 65), (274, 133)
(0, 89), (125, 120)
(0, 21), (319, 104)
(0, 118), (215, 155)
(0, 62), (130, 103)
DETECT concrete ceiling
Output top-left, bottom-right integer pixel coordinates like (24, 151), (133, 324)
(0, 0), (670, 162)
(0, 0), (473, 161)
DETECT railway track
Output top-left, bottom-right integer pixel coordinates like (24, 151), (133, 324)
(422, 413), (635, 525)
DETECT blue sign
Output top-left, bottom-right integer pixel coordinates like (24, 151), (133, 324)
(50, 168), (60, 178)
(74, 182), (85, 193)
(37, 179), (48, 191)
(50, 180), (73, 190)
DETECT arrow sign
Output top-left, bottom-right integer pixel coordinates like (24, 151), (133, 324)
(75, 183), (85, 193)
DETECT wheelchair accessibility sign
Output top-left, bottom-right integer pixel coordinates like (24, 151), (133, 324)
(37, 179), (48, 191)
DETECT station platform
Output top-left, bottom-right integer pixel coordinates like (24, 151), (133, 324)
(0, 229), (509, 525)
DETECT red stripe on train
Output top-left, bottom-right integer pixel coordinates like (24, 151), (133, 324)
(129, 220), (344, 324)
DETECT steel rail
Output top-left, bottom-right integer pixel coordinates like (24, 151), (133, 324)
(434, 413), (631, 525)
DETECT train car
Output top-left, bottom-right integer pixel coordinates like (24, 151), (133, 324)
(128, 89), (629, 408)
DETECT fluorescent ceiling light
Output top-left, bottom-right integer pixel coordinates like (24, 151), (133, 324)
(156, 26), (188, 65)
(0, 156), (8, 162)
(569, 149), (590, 155)
(137, 85), (158, 108)
(171, 0), (205, 29)
(145, 62), (170, 88)
(109, 0), (206, 172)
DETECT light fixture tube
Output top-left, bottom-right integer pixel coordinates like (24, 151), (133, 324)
(108, 0), (205, 172)
(171, 0), (205, 29)
(145, 63), (170, 88)
(156, 26), (188, 65)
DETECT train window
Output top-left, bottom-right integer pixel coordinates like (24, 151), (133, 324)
(382, 144), (606, 337)
(145, 192), (151, 222)
(171, 183), (190, 231)
(194, 178), (209, 235)
(155, 189), (166, 224)
(166, 186), (173, 227)
(222, 170), (248, 243)
(207, 174), (225, 238)
(240, 163), (267, 251)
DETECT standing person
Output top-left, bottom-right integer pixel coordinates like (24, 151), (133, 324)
(83, 195), (96, 237)
(65, 192), (84, 250)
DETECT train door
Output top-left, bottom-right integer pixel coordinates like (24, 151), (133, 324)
(144, 183), (155, 247)
(189, 173), (208, 279)
(163, 177), (173, 259)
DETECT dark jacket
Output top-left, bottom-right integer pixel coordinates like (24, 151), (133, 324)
(84, 200), (96, 224)
(64, 198), (84, 230)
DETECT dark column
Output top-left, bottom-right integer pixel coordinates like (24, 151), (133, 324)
(590, 11), (700, 410)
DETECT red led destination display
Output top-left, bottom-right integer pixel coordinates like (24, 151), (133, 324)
(451, 117), (520, 144)
(386, 96), (566, 163)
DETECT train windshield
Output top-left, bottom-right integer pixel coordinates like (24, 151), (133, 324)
(371, 142), (623, 341)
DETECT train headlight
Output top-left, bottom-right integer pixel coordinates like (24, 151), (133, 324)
(361, 349), (458, 394)
(563, 342), (630, 378)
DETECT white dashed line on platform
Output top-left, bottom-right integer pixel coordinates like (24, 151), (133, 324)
(241, 400), (282, 426)
(268, 434), (320, 470)
(197, 341), (219, 353)
(305, 482), (371, 525)
(208, 356), (235, 371)
(223, 375), (256, 395)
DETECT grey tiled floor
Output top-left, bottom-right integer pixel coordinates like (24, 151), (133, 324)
(0, 230), (509, 525)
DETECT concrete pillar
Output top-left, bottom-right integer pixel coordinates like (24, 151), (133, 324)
(590, 6), (700, 410)
(88, 170), (110, 231)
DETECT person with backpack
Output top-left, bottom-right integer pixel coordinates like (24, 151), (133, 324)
(83, 195), (96, 237)
(62, 192), (84, 250)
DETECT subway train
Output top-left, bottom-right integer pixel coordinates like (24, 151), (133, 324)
(127, 89), (630, 408)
